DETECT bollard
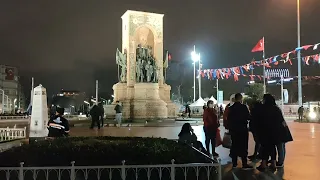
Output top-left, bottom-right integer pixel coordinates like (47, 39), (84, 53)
(121, 160), (126, 180)
(19, 162), (24, 180)
(70, 161), (76, 180)
(170, 159), (175, 180)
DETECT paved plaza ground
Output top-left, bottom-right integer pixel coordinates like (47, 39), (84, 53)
(69, 120), (320, 180)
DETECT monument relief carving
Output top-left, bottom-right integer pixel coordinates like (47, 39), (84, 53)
(129, 14), (162, 38)
(116, 48), (127, 82)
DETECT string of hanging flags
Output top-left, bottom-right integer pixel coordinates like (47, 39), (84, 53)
(198, 42), (320, 81)
(226, 74), (320, 82)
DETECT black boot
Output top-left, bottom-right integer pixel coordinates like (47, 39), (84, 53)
(232, 156), (238, 168)
(242, 157), (253, 169)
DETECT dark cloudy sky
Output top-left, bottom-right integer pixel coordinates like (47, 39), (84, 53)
(1, 0), (319, 99)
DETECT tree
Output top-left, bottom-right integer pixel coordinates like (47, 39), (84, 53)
(244, 83), (264, 100)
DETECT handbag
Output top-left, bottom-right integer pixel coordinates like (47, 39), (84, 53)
(215, 129), (222, 147)
(222, 132), (232, 149)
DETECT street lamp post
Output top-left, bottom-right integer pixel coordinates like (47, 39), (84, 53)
(281, 75), (284, 113)
(297, 0), (302, 106)
(191, 46), (200, 102)
(9, 98), (12, 113)
(4, 95), (8, 113)
(0, 89), (4, 114)
(198, 53), (202, 98)
(95, 80), (99, 105)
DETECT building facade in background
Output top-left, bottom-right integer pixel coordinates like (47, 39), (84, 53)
(0, 65), (26, 113)
(51, 90), (86, 115)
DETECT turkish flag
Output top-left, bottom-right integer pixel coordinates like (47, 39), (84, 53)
(5, 68), (14, 80)
(251, 37), (264, 52)
(168, 53), (172, 61)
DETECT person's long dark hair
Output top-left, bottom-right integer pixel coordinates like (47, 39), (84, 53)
(263, 94), (276, 106)
(178, 123), (192, 137)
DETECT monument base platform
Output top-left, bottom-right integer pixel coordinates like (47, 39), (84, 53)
(105, 82), (177, 121)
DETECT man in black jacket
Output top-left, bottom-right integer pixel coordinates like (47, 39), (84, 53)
(90, 105), (101, 129)
(228, 93), (252, 169)
(47, 107), (70, 138)
(248, 95), (262, 160)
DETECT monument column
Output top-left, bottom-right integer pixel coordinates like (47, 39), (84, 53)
(155, 40), (164, 85)
(29, 84), (49, 142)
(127, 39), (136, 87)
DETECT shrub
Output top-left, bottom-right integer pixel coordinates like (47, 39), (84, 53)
(0, 136), (211, 167)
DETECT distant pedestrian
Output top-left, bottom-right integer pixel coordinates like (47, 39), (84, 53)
(114, 101), (123, 127)
(298, 106), (304, 121)
(90, 105), (101, 129)
(185, 104), (191, 118)
(219, 105), (224, 118)
(98, 103), (105, 127)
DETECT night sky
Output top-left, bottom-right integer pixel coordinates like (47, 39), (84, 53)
(1, 0), (320, 101)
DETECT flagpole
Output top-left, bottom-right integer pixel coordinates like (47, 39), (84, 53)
(164, 68), (167, 81)
(263, 37), (266, 94)
(198, 53), (201, 98)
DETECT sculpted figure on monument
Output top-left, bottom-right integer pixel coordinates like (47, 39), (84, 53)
(136, 58), (144, 82)
(145, 60), (153, 82)
(153, 62), (159, 82)
(116, 48), (127, 82)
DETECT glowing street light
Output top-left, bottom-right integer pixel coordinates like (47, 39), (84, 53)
(191, 46), (201, 102)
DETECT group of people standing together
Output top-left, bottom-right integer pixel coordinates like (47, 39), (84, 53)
(224, 93), (293, 171)
(89, 101), (123, 129)
(179, 93), (293, 172)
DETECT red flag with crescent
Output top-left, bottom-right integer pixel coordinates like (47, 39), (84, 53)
(5, 68), (14, 80)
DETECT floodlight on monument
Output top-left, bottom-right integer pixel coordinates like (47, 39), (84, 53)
(191, 51), (200, 62)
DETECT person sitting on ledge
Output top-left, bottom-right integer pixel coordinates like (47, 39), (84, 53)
(47, 107), (70, 138)
(178, 123), (207, 154)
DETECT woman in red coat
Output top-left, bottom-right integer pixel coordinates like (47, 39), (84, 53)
(203, 100), (220, 157)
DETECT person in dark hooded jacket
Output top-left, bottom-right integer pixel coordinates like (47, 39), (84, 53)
(228, 93), (252, 169)
(256, 94), (293, 171)
(90, 105), (101, 129)
(47, 107), (69, 138)
(248, 95), (262, 160)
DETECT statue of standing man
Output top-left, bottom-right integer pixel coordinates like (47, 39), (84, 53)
(145, 61), (153, 82)
(116, 48), (127, 82)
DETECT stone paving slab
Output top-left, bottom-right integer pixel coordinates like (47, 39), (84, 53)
(69, 122), (320, 180)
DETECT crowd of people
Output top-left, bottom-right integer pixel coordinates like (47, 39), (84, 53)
(47, 93), (292, 172)
(178, 93), (293, 172)
(47, 101), (123, 137)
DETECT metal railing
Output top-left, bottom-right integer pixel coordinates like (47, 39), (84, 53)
(0, 126), (27, 142)
(0, 115), (88, 121)
(0, 160), (222, 180)
(0, 116), (29, 120)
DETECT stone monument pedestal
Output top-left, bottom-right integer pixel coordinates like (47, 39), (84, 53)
(111, 82), (169, 121)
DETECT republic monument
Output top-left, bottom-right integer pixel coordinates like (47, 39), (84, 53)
(110, 10), (176, 120)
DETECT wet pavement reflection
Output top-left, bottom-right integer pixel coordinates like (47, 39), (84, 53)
(70, 122), (320, 180)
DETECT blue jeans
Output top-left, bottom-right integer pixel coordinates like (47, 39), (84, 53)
(276, 143), (286, 164)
